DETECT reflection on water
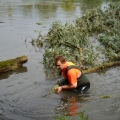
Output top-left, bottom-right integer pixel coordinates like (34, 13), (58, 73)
(0, 0), (120, 120)
(0, 66), (28, 80)
(54, 92), (82, 116)
(54, 90), (91, 117)
(0, 0), (103, 25)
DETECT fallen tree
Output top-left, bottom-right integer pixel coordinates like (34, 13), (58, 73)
(82, 61), (120, 74)
(0, 55), (28, 73)
(31, 2), (120, 70)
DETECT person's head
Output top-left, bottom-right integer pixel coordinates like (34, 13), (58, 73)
(54, 55), (66, 70)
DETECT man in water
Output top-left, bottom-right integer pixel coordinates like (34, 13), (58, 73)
(54, 55), (90, 94)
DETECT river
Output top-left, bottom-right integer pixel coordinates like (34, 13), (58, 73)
(0, 0), (120, 120)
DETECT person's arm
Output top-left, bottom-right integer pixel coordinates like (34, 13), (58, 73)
(56, 82), (77, 93)
(56, 69), (79, 93)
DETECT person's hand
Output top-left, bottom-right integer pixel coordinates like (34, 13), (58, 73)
(55, 86), (62, 93)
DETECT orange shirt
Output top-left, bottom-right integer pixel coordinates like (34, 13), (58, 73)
(62, 62), (81, 85)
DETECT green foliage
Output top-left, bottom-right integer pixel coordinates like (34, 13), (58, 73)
(43, 20), (97, 69)
(55, 115), (70, 120)
(31, 2), (120, 71)
(30, 30), (44, 48)
(77, 111), (88, 120)
(55, 110), (88, 120)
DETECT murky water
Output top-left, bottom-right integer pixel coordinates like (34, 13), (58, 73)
(0, 0), (120, 120)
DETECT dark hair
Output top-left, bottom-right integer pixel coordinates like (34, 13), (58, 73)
(54, 55), (66, 65)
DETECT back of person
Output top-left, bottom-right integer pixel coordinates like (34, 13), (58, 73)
(62, 62), (80, 81)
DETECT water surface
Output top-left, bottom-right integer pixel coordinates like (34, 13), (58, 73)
(0, 0), (120, 120)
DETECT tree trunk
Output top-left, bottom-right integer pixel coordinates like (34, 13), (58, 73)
(83, 61), (120, 74)
(0, 55), (28, 73)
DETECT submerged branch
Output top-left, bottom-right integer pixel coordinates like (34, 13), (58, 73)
(65, 41), (83, 55)
(83, 61), (120, 74)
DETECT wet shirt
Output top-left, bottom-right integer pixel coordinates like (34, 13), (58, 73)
(62, 62), (81, 85)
